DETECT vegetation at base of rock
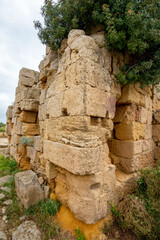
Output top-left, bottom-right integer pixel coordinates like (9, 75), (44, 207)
(34, 0), (160, 87)
(74, 228), (86, 240)
(0, 155), (19, 177)
(26, 199), (61, 239)
(113, 162), (160, 240)
(26, 198), (61, 216)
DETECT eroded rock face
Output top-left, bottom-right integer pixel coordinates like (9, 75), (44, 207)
(6, 29), (157, 224)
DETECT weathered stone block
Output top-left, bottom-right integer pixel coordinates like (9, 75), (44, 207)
(6, 106), (13, 119)
(109, 139), (153, 158)
(43, 140), (110, 175)
(153, 110), (160, 123)
(21, 99), (39, 112)
(114, 105), (152, 124)
(33, 136), (42, 152)
(20, 111), (37, 123)
(46, 72), (65, 99)
(111, 150), (154, 173)
(85, 85), (109, 118)
(47, 92), (64, 118)
(46, 160), (58, 180)
(19, 68), (39, 87)
(118, 85), (144, 106)
(14, 170), (44, 209)
(22, 124), (40, 136)
(21, 88), (40, 101)
(144, 124), (152, 140)
(153, 125), (160, 142)
(154, 146), (160, 160)
(40, 89), (47, 105)
(115, 122), (145, 141)
(10, 146), (17, 158)
(55, 165), (116, 224)
(62, 85), (84, 116)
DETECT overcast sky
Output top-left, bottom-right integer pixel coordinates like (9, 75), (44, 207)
(0, 0), (46, 123)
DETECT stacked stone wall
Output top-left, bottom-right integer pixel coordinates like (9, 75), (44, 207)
(6, 29), (158, 225)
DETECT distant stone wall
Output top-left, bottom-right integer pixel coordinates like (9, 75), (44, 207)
(6, 29), (158, 225)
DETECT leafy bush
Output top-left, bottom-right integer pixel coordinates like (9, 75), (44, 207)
(116, 162), (160, 240)
(34, 0), (160, 86)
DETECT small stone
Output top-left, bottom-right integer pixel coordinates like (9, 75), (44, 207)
(0, 231), (7, 240)
(38, 177), (44, 185)
(0, 193), (5, 200)
(12, 221), (41, 240)
(1, 207), (6, 214)
(115, 231), (120, 238)
(1, 186), (11, 193)
(4, 155), (10, 160)
(2, 216), (7, 223)
(3, 199), (13, 205)
(44, 185), (50, 199)
(98, 234), (108, 240)
(20, 216), (26, 221)
(0, 175), (13, 187)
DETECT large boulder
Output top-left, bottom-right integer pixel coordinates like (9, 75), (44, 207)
(14, 170), (44, 209)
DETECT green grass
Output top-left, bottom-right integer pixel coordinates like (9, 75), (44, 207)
(75, 228), (86, 240)
(0, 155), (73, 240)
(26, 199), (61, 240)
(0, 155), (19, 176)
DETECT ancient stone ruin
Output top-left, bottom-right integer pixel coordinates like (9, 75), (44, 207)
(6, 29), (160, 225)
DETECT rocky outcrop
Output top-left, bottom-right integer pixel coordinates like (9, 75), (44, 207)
(6, 29), (158, 225)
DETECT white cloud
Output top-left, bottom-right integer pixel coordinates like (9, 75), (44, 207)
(0, 0), (46, 123)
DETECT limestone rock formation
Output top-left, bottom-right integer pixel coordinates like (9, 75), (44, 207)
(6, 29), (158, 225)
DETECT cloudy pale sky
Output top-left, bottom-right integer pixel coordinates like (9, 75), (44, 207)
(0, 0), (46, 123)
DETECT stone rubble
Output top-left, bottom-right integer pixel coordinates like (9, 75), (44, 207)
(5, 28), (159, 226)
(12, 221), (41, 240)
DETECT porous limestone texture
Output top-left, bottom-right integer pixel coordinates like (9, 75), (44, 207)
(14, 170), (44, 209)
(6, 28), (157, 225)
(12, 221), (41, 240)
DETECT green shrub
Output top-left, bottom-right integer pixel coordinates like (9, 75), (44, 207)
(116, 163), (160, 240)
(34, 0), (160, 86)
